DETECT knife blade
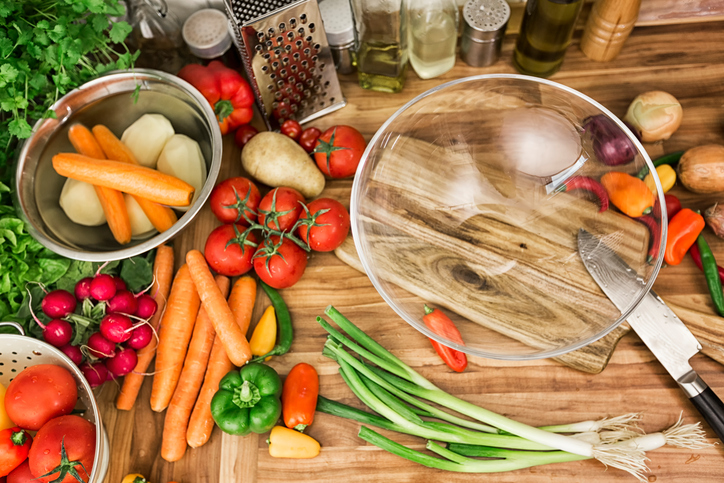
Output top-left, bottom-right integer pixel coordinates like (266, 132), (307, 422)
(577, 228), (724, 442)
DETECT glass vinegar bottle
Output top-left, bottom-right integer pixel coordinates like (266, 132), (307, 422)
(408, 0), (459, 79)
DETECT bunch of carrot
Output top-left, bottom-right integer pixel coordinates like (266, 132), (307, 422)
(58, 124), (188, 244)
(115, 248), (257, 462)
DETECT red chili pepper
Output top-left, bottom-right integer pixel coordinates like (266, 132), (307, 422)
(282, 363), (319, 432)
(689, 243), (724, 283)
(422, 305), (467, 373)
(177, 61), (254, 135)
(665, 208), (705, 266)
(555, 176), (609, 212)
(634, 215), (661, 265)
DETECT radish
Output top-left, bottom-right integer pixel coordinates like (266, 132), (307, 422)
(134, 295), (158, 319)
(81, 361), (109, 388)
(107, 290), (138, 314)
(87, 332), (116, 359)
(60, 344), (83, 366)
(113, 276), (127, 291)
(100, 313), (133, 343)
(90, 274), (117, 301)
(43, 319), (73, 347)
(74, 277), (93, 300)
(105, 347), (138, 377)
(127, 323), (153, 350)
(41, 289), (77, 318)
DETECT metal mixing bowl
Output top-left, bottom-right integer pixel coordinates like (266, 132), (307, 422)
(14, 69), (222, 261)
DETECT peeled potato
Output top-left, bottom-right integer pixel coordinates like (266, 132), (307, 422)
(156, 134), (207, 212)
(121, 114), (175, 168)
(59, 179), (106, 226)
(124, 194), (157, 239)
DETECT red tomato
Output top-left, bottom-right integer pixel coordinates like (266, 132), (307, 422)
(234, 124), (258, 149)
(204, 225), (257, 277)
(253, 236), (308, 289)
(28, 416), (95, 483)
(0, 428), (32, 477)
(280, 120), (302, 141)
(258, 187), (305, 232)
(299, 127), (322, 153)
(313, 125), (366, 178)
(209, 177), (261, 225)
(297, 198), (350, 252)
(7, 461), (33, 483)
(5, 365), (77, 431)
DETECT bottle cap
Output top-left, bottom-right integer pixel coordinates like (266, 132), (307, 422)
(183, 8), (233, 59)
(319, 0), (355, 46)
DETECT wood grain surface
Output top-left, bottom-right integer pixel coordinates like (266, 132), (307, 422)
(99, 20), (724, 483)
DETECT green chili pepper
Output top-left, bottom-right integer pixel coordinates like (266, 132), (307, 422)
(211, 363), (282, 436)
(696, 234), (724, 317)
(250, 281), (293, 362)
(637, 151), (685, 179)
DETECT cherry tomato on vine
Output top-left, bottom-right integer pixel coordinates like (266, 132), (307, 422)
(258, 187), (305, 232)
(280, 120), (302, 141)
(204, 225), (258, 277)
(313, 125), (366, 178)
(297, 198), (350, 252)
(253, 236), (308, 289)
(209, 177), (261, 225)
(299, 127), (322, 153)
(234, 124), (258, 149)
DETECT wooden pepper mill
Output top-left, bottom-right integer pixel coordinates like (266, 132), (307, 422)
(580, 0), (642, 61)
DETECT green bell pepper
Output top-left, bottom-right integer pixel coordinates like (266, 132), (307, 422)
(211, 362), (282, 436)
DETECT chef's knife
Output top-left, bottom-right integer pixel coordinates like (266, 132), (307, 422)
(577, 228), (724, 442)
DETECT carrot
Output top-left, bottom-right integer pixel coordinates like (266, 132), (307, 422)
(67, 124), (132, 244)
(150, 263), (202, 412)
(116, 245), (174, 410)
(186, 337), (234, 448)
(161, 275), (230, 462)
(92, 124), (182, 231)
(185, 250), (252, 367)
(52, 153), (194, 207)
(228, 276), (257, 336)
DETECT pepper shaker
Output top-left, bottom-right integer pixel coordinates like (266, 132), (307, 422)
(460, 0), (510, 68)
(319, 0), (357, 74)
(580, 0), (642, 62)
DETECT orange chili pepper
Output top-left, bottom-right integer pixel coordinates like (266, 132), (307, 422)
(282, 363), (319, 432)
(665, 208), (705, 265)
(600, 172), (655, 218)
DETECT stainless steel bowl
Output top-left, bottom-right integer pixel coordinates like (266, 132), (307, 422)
(14, 69), (222, 261)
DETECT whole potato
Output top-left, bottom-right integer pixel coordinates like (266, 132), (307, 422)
(678, 144), (724, 194)
(241, 131), (325, 198)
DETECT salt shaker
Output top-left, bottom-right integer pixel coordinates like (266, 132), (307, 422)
(182, 9), (234, 63)
(319, 0), (357, 74)
(460, 0), (510, 68)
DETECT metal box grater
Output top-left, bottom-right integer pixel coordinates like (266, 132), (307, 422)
(224, 0), (347, 131)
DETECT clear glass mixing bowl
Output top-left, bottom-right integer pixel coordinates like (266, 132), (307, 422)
(351, 74), (667, 360)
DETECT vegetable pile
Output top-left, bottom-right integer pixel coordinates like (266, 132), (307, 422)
(1, 364), (97, 483)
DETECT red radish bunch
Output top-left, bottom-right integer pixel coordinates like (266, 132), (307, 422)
(34, 270), (159, 388)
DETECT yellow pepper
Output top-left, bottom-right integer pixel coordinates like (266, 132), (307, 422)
(644, 164), (676, 193)
(268, 426), (320, 459)
(122, 475), (148, 483)
(249, 305), (277, 357)
(0, 382), (14, 431)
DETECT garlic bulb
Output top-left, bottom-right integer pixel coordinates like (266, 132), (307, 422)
(623, 91), (683, 143)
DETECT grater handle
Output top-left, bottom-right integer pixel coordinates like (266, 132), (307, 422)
(0, 321), (25, 335)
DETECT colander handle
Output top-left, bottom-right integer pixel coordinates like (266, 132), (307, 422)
(0, 321), (25, 335)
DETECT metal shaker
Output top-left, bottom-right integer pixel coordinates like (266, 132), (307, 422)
(460, 0), (510, 67)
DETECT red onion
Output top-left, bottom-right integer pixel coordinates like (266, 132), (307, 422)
(584, 115), (640, 166)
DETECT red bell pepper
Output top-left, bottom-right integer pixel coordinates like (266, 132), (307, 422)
(422, 305), (467, 373)
(177, 61), (254, 135)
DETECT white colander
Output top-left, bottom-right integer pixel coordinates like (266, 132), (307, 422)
(0, 321), (109, 483)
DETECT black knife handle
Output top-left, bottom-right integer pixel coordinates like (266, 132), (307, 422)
(689, 385), (724, 443)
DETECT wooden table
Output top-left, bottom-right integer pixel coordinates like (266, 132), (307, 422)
(99, 19), (724, 483)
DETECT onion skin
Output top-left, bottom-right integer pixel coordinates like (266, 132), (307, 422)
(678, 144), (724, 194)
(623, 91), (683, 143)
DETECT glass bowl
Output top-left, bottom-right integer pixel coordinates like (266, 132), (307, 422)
(351, 74), (667, 361)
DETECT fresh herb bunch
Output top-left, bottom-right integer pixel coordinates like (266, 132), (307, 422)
(0, 0), (138, 182)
